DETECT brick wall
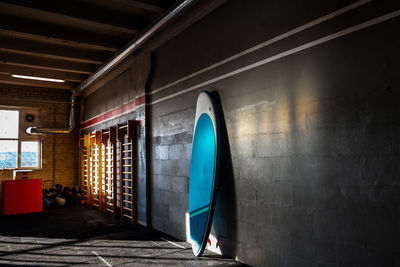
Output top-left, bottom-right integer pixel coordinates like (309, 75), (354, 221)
(0, 84), (77, 189)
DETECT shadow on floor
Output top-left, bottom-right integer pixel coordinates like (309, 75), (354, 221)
(0, 205), (155, 240)
(0, 205), (248, 266)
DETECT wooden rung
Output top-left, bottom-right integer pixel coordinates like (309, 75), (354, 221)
(123, 186), (132, 189)
(122, 172), (132, 174)
(124, 193), (132, 196)
(123, 200), (132, 203)
(107, 196), (113, 199)
(122, 143), (131, 146)
(123, 214), (133, 219)
(123, 150), (132, 153)
(123, 207), (132, 211)
(123, 157), (132, 160)
(122, 179), (131, 181)
(119, 124), (128, 129)
(93, 203), (99, 207)
(123, 164), (132, 167)
(106, 208), (113, 212)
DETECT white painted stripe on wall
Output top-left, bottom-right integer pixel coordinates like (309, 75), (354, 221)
(150, 0), (372, 96)
(151, 9), (400, 105)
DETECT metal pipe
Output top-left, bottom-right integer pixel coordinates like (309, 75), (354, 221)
(74, 0), (199, 96)
(26, 95), (77, 135)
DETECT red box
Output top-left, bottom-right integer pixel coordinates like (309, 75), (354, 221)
(1, 179), (42, 215)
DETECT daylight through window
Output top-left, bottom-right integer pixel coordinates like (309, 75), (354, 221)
(0, 110), (40, 170)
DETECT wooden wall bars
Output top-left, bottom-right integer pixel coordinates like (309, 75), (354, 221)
(79, 135), (89, 204)
(79, 120), (139, 224)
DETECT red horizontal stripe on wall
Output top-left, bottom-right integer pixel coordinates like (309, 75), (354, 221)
(80, 95), (145, 129)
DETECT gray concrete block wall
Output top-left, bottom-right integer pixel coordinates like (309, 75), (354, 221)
(75, 0), (400, 265)
(151, 127), (191, 239)
(148, 1), (400, 266)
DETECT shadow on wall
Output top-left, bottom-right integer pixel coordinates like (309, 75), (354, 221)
(209, 91), (238, 257)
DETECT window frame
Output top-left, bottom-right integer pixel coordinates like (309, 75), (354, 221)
(19, 139), (42, 170)
(0, 108), (42, 171)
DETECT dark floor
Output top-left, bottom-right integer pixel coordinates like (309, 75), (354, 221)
(0, 205), (244, 266)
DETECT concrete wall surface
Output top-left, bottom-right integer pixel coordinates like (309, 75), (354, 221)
(79, 0), (400, 266)
(148, 0), (400, 266)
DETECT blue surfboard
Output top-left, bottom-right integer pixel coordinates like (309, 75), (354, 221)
(189, 91), (220, 256)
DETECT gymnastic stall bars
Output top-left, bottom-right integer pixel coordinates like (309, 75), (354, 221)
(86, 134), (95, 206)
(89, 133), (99, 208)
(115, 130), (122, 215)
(101, 129), (113, 214)
(79, 120), (139, 223)
(79, 135), (90, 203)
(109, 127), (118, 217)
(117, 120), (139, 224)
(80, 130), (112, 212)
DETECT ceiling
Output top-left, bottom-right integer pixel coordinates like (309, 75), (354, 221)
(0, 0), (178, 91)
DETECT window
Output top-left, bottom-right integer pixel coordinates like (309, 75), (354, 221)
(0, 109), (41, 170)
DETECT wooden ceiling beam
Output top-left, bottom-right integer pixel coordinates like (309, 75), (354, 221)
(0, 52), (98, 75)
(0, 36), (110, 64)
(109, 0), (166, 13)
(0, 29), (120, 53)
(0, 2), (139, 36)
(0, 73), (75, 90)
(0, 64), (88, 83)
(0, 15), (126, 52)
(77, 0), (161, 20)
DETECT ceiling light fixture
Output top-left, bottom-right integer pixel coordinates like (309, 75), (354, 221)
(11, 74), (65, 83)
